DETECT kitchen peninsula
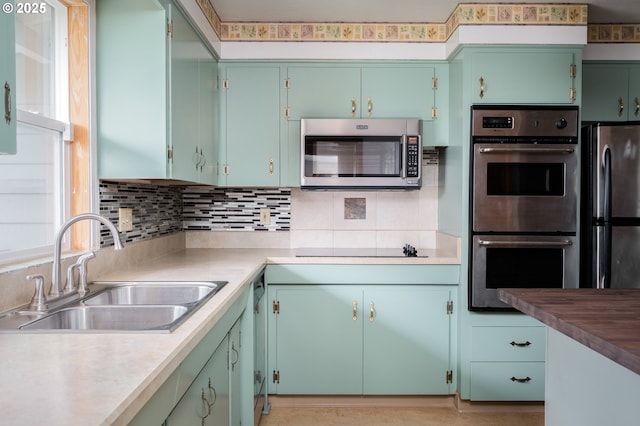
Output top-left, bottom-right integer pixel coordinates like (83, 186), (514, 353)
(498, 289), (640, 426)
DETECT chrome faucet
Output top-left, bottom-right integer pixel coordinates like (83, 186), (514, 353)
(50, 213), (124, 297)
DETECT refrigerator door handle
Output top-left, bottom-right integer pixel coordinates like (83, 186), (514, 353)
(601, 146), (612, 289)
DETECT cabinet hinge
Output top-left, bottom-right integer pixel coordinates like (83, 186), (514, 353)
(167, 20), (173, 37)
(223, 79), (229, 90)
(273, 300), (280, 314)
(446, 370), (453, 384)
(273, 370), (280, 384)
(432, 77), (438, 90)
(284, 78), (291, 89)
(431, 107), (438, 120)
(167, 146), (174, 162)
(569, 63), (577, 79)
(446, 300), (453, 315)
(284, 107), (291, 118)
(569, 87), (577, 101)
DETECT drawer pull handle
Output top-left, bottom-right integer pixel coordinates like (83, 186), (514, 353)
(510, 341), (532, 347)
(352, 301), (357, 321)
(510, 376), (532, 383)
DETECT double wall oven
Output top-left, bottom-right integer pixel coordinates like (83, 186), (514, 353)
(470, 105), (579, 310)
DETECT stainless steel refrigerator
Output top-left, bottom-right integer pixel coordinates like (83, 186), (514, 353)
(581, 122), (640, 289)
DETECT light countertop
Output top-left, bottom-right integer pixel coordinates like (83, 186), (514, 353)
(0, 248), (459, 425)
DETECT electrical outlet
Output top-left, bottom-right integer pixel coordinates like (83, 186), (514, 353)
(259, 208), (271, 226)
(118, 208), (133, 232)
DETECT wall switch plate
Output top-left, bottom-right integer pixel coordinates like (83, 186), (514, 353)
(118, 208), (133, 232)
(259, 208), (271, 225)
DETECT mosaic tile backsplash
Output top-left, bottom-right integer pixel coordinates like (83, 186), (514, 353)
(182, 187), (291, 231)
(99, 182), (184, 247)
(98, 182), (292, 246)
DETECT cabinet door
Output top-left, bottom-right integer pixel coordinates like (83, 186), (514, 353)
(96, 0), (167, 179)
(471, 51), (576, 104)
(167, 337), (230, 426)
(0, 9), (16, 155)
(363, 286), (452, 394)
(361, 67), (435, 120)
(287, 66), (361, 119)
(229, 319), (242, 426)
(582, 64), (629, 122)
(272, 285), (363, 394)
(223, 66), (280, 186)
(169, 3), (200, 183)
(629, 66), (640, 121)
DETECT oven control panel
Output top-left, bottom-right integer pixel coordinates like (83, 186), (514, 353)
(471, 105), (579, 143)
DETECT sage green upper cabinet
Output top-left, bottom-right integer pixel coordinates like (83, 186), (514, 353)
(1, 6), (17, 155)
(469, 49), (579, 104)
(286, 66), (360, 119)
(286, 65), (438, 121)
(97, 0), (217, 184)
(219, 65), (281, 187)
(168, 4), (218, 185)
(582, 63), (640, 122)
(361, 67), (437, 120)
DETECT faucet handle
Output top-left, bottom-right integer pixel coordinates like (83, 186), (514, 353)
(27, 274), (48, 311)
(64, 264), (79, 294)
(76, 251), (96, 296)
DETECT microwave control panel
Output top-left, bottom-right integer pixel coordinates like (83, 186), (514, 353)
(406, 136), (420, 177)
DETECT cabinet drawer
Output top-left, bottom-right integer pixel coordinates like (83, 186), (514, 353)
(472, 326), (545, 361)
(470, 362), (545, 401)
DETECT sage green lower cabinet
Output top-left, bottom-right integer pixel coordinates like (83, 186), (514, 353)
(468, 324), (546, 401)
(166, 335), (230, 425)
(266, 264), (459, 396)
(270, 284), (454, 395)
(128, 283), (253, 426)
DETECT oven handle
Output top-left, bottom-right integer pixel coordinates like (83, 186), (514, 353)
(478, 239), (573, 248)
(478, 147), (575, 154)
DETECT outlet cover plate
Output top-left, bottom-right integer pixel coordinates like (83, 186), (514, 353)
(118, 208), (133, 232)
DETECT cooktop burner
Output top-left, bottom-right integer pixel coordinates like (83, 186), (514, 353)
(295, 244), (425, 258)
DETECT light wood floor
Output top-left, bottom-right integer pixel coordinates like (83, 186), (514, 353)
(259, 396), (545, 426)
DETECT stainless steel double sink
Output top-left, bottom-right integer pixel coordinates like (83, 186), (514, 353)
(0, 281), (228, 333)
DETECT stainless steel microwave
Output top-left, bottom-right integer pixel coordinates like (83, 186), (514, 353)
(300, 118), (422, 190)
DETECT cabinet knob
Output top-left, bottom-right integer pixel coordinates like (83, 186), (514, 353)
(351, 97), (356, 117)
(367, 97), (372, 117)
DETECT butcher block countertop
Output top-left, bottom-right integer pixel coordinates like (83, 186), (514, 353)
(498, 288), (640, 375)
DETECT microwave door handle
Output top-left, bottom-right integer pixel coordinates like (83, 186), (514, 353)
(401, 134), (407, 178)
(477, 239), (573, 248)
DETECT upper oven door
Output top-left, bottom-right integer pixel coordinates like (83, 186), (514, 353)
(473, 143), (578, 233)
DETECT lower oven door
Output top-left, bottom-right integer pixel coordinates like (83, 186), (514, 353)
(471, 234), (577, 310)
(473, 143), (577, 233)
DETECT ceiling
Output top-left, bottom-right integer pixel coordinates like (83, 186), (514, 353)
(210, 0), (640, 24)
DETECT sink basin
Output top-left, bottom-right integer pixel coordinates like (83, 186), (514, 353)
(0, 280), (229, 333)
(19, 305), (189, 332)
(84, 282), (226, 305)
